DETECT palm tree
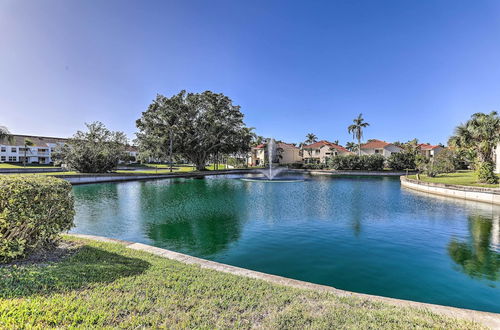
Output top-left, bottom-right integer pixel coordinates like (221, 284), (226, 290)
(0, 125), (12, 143)
(448, 111), (500, 183)
(23, 138), (34, 167)
(345, 142), (358, 152)
(347, 113), (370, 156)
(305, 133), (317, 144)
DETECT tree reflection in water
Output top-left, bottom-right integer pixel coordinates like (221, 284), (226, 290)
(448, 215), (500, 281)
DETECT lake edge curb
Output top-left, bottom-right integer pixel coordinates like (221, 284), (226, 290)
(401, 176), (500, 205)
(69, 233), (500, 329)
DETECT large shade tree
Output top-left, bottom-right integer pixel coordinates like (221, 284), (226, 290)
(448, 111), (500, 184)
(347, 113), (370, 156)
(57, 121), (128, 173)
(136, 90), (253, 171)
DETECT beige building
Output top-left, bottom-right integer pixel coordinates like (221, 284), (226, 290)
(360, 139), (402, 157)
(302, 140), (352, 164)
(418, 143), (444, 159)
(249, 142), (302, 166)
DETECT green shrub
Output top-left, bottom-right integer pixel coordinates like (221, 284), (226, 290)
(303, 163), (326, 169)
(0, 175), (75, 263)
(387, 151), (416, 170)
(476, 161), (498, 184)
(327, 154), (384, 171)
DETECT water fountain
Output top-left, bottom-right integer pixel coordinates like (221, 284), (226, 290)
(241, 138), (304, 182)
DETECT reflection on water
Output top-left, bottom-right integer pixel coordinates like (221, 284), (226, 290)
(448, 215), (500, 282)
(72, 174), (500, 312)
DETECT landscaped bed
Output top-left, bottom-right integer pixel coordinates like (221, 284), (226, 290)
(408, 170), (500, 188)
(0, 237), (484, 328)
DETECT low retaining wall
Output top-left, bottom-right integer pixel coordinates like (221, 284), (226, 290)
(400, 176), (500, 205)
(69, 233), (500, 328)
(307, 170), (413, 176)
(57, 169), (258, 185)
(0, 167), (63, 173)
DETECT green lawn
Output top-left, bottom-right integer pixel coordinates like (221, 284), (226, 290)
(408, 170), (500, 188)
(0, 238), (483, 328)
(0, 163), (58, 169)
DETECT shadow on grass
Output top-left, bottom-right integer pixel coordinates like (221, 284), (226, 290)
(0, 245), (150, 298)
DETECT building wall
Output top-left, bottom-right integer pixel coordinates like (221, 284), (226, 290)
(361, 145), (401, 157)
(278, 147), (302, 164)
(0, 143), (61, 164)
(303, 146), (350, 164)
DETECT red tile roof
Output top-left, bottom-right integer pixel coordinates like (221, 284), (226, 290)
(418, 143), (441, 150)
(360, 139), (391, 149)
(253, 142), (298, 150)
(303, 140), (351, 153)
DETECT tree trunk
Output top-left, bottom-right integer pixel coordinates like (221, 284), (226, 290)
(358, 137), (361, 156)
(169, 130), (173, 173)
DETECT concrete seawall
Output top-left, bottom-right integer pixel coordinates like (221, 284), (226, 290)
(69, 233), (500, 328)
(0, 167), (63, 174)
(400, 176), (500, 205)
(57, 169), (258, 185)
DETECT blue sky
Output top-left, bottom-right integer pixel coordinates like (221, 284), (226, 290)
(1, 0), (499, 145)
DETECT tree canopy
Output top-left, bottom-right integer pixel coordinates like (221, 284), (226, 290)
(136, 90), (253, 170)
(347, 113), (369, 156)
(57, 121), (128, 173)
(448, 111), (500, 183)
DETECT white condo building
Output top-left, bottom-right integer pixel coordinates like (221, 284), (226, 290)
(0, 135), (67, 164)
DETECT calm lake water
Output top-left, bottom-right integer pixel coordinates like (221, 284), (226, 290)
(71, 174), (500, 312)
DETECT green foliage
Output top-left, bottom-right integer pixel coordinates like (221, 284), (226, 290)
(449, 111), (500, 182)
(416, 149), (459, 177)
(0, 238), (481, 328)
(303, 163), (327, 169)
(0, 125), (12, 144)
(387, 152), (417, 170)
(57, 122), (128, 173)
(476, 161), (498, 184)
(136, 91), (253, 171)
(447, 215), (499, 281)
(347, 113), (369, 155)
(0, 176), (74, 263)
(328, 154), (384, 171)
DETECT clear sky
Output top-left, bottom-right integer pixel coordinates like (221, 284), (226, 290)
(1, 0), (499, 145)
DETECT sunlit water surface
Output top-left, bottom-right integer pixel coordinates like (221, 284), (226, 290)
(71, 174), (500, 312)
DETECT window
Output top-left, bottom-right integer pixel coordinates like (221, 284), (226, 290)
(0, 156), (5, 161)
(0, 147), (5, 152)
(11, 147), (16, 153)
(8, 156), (17, 162)
(375, 149), (380, 154)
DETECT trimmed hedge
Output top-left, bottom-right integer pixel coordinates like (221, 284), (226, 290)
(327, 154), (385, 171)
(387, 152), (416, 170)
(0, 175), (74, 263)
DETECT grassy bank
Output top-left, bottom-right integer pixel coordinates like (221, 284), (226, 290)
(408, 170), (500, 188)
(0, 238), (483, 328)
(0, 163), (58, 169)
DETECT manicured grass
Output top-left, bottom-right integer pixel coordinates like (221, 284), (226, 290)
(0, 163), (58, 169)
(115, 166), (196, 174)
(0, 238), (483, 328)
(408, 170), (500, 188)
